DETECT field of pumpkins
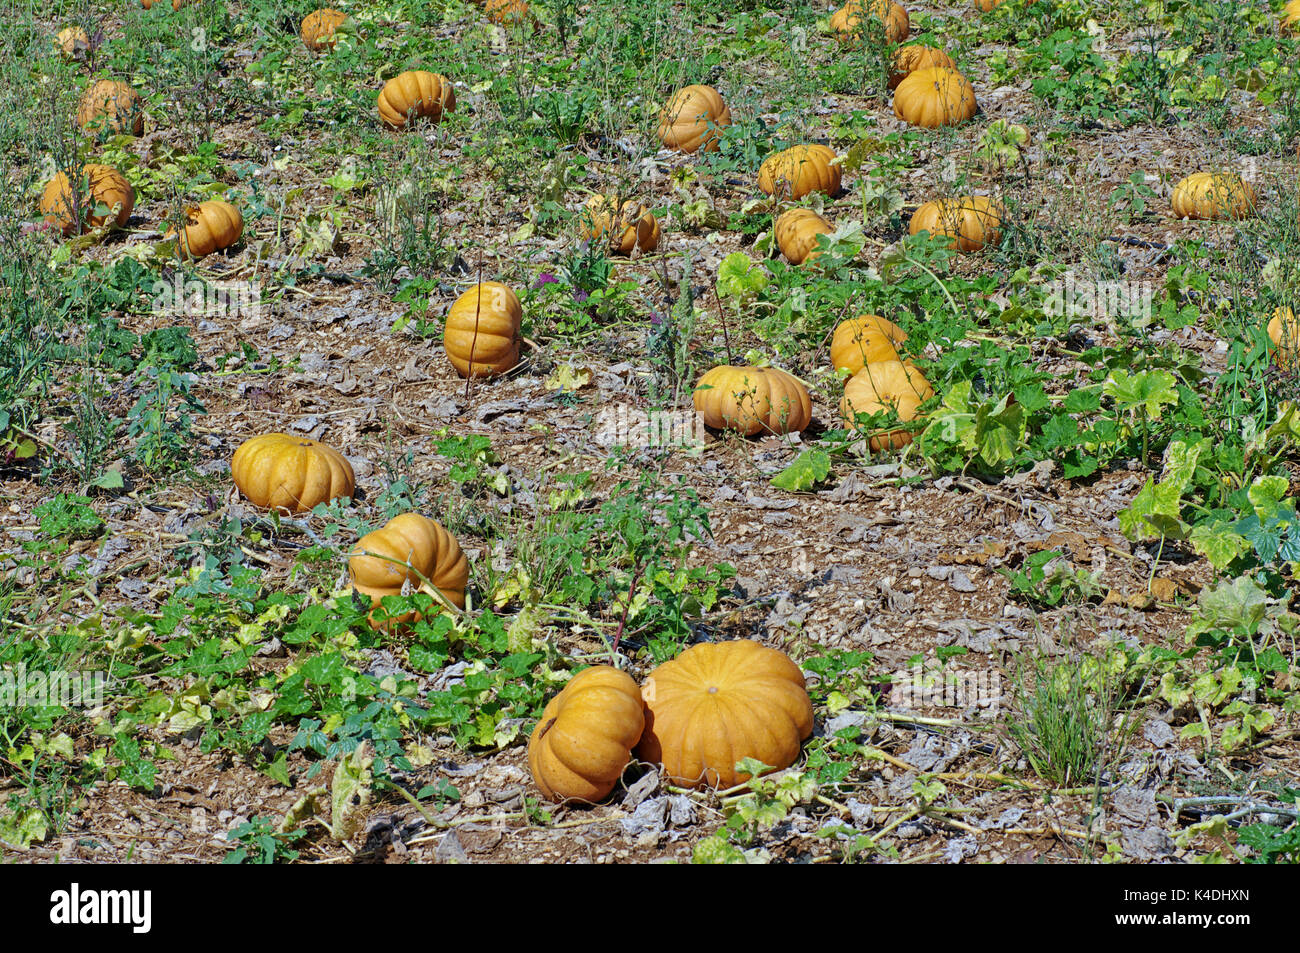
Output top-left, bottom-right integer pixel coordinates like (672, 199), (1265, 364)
(1, 0), (1299, 867)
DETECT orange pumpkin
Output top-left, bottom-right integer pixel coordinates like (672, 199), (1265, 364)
(693, 366), (812, 436)
(55, 27), (89, 59)
(1268, 307), (1300, 370)
(171, 200), (243, 258)
(638, 641), (815, 789)
(830, 315), (907, 376)
(1286, 0), (1300, 30)
(529, 667), (646, 803)
(77, 80), (145, 137)
(774, 208), (833, 265)
(757, 144), (841, 200)
(378, 71), (456, 129)
(656, 85), (731, 154)
(581, 196), (660, 255)
(840, 361), (934, 450)
(39, 165), (135, 236)
(485, 0), (535, 28)
(893, 66), (978, 128)
(830, 0), (909, 45)
(444, 282), (523, 379)
(889, 45), (955, 90)
(349, 513), (469, 621)
(909, 196), (1003, 252)
(301, 9), (347, 51)
(1170, 172), (1257, 221)
(231, 433), (355, 513)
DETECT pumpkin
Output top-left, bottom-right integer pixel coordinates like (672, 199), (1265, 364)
(349, 513), (469, 622)
(893, 66), (977, 128)
(39, 165), (134, 236)
(76, 80), (144, 137)
(656, 85), (731, 154)
(830, 315), (907, 376)
(485, 0), (535, 28)
(55, 27), (89, 58)
(444, 281), (523, 378)
(529, 666), (645, 803)
(1170, 172), (1257, 221)
(170, 200), (243, 258)
(774, 208), (833, 265)
(909, 195), (1003, 252)
(638, 641), (815, 789)
(840, 360), (934, 450)
(757, 144), (841, 200)
(581, 195), (660, 255)
(1286, 0), (1300, 30)
(889, 45), (955, 90)
(378, 71), (456, 129)
(231, 433), (355, 513)
(301, 9), (347, 51)
(693, 365), (812, 436)
(830, 0), (909, 45)
(1268, 307), (1300, 369)
(172, 0), (193, 9)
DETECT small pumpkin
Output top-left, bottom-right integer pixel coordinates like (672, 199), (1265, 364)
(893, 66), (977, 128)
(830, 0), (909, 44)
(757, 144), (841, 200)
(638, 641), (815, 790)
(1170, 172), (1257, 221)
(581, 195), (660, 255)
(77, 80), (144, 137)
(231, 433), (355, 513)
(774, 208), (833, 265)
(378, 70), (456, 129)
(656, 85), (731, 154)
(693, 365), (812, 437)
(909, 195), (1003, 252)
(55, 27), (89, 59)
(301, 9), (347, 51)
(529, 666), (646, 803)
(170, 200), (243, 258)
(840, 360), (934, 450)
(349, 513), (469, 622)
(39, 164), (134, 236)
(830, 315), (907, 376)
(1286, 0), (1300, 30)
(1268, 307), (1300, 369)
(485, 0), (535, 28)
(889, 45), (955, 90)
(444, 282), (523, 379)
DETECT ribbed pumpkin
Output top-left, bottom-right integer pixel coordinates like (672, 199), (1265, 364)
(1170, 172), (1257, 221)
(1286, 0), (1300, 30)
(757, 144), (841, 200)
(656, 85), (731, 154)
(529, 666), (646, 803)
(231, 433), (355, 513)
(485, 0), (535, 28)
(444, 282), (523, 379)
(349, 513), (469, 621)
(1268, 307), (1300, 370)
(55, 27), (89, 58)
(840, 361), (934, 450)
(638, 641), (815, 789)
(77, 80), (144, 137)
(830, 0), (909, 44)
(831, 315), (907, 376)
(39, 165), (134, 237)
(301, 9), (347, 51)
(909, 196), (1003, 252)
(693, 365), (812, 437)
(774, 208), (833, 265)
(581, 195), (660, 255)
(172, 200), (243, 258)
(893, 66), (977, 128)
(378, 71), (456, 129)
(889, 45), (955, 90)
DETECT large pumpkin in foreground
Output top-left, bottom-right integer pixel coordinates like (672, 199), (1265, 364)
(444, 281), (523, 378)
(909, 196), (1003, 252)
(757, 144), (841, 200)
(1170, 172), (1256, 221)
(378, 70), (456, 129)
(893, 66), (977, 128)
(172, 200), (244, 258)
(693, 365), (811, 436)
(656, 84), (731, 154)
(349, 513), (469, 620)
(638, 641), (814, 789)
(231, 433), (355, 513)
(774, 208), (833, 265)
(529, 666), (646, 803)
(830, 314), (907, 376)
(840, 360), (935, 450)
(39, 165), (135, 236)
